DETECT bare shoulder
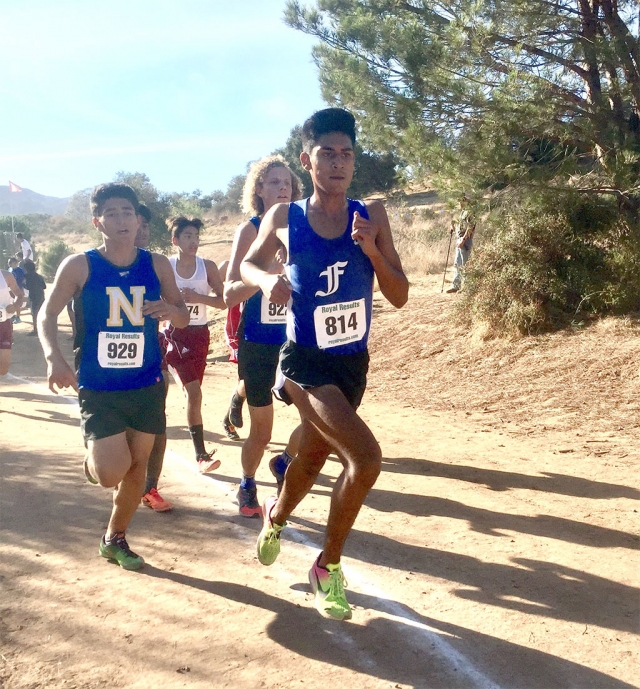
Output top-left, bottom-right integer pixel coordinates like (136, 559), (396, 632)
(271, 202), (290, 226)
(364, 199), (390, 224)
(58, 252), (89, 279)
(235, 218), (259, 236)
(150, 252), (171, 271)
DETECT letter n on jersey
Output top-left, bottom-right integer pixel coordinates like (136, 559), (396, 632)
(105, 286), (146, 327)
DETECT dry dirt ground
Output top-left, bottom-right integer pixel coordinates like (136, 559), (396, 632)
(0, 243), (638, 688)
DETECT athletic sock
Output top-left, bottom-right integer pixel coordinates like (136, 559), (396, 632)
(189, 425), (206, 457)
(240, 475), (256, 490)
(273, 449), (294, 476)
(144, 477), (157, 495)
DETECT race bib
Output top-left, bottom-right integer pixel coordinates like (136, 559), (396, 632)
(0, 307), (8, 322)
(186, 303), (208, 326)
(261, 294), (287, 324)
(98, 331), (144, 368)
(313, 299), (366, 349)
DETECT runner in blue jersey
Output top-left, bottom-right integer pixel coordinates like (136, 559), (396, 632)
(38, 183), (189, 571)
(223, 156), (304, 517)
(242, 108), (408, 621)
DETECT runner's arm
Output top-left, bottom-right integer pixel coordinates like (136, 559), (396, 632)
(3, 271), (23, 313)
(354, 201), (408, 308)
(38, 254), (88, 393)
(147, 254), (190, 327)
(181, 260), (226, 310)
(240, 204), (291, 305)
(223, 220), (260, 308)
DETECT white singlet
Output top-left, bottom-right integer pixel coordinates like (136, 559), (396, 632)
(169, 255), (210, 326)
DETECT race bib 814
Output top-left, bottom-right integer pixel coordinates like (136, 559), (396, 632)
(313, 299), (366, 349)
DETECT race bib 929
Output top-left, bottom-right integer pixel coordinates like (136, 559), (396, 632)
(98, 331), (144, 368)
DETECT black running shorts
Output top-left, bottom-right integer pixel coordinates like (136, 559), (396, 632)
(238, 337), (281, 407)
(78, 380), (166, 442)
(277, 340), (369, 410)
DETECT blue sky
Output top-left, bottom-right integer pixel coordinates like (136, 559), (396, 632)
(0, 0), (325, 199)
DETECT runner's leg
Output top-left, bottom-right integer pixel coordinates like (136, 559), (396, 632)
(108, 429), (154, 536)
(0, 349), (11, 375)
(273, 380), (381, 566)
(241, 403), (274, 478)
(184, 379), (203, 427)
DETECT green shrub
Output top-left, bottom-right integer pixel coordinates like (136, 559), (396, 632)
(457, 190), (640, 336)
(39, 240), (75, 282)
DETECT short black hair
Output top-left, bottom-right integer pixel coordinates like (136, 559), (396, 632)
(137, 204), (151, 221)
(90, 183), (139, 218)
(166, 216), (203, 240)
(22, 259), (36, 274)
(8, 257), (17, 266)
(16, 232), (23, 239)
(301, 108), (356, 153)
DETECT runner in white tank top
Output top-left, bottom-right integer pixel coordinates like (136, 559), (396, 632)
(160, 217), (226, 473)
(169, 255), (210, 326)
(0, 269), (24, 375)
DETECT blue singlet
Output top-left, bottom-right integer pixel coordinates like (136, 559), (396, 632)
(74, 248), (163, 391)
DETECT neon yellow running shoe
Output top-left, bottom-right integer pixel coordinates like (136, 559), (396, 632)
(308, 555), (352, 621)
(256, 496), (286, 565)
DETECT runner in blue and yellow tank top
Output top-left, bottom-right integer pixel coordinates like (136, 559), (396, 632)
(224, 156), (304, 517)
(38, 183), (189, 571)
(241, 109), (408, 621)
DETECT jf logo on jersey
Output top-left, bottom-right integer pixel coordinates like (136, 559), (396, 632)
(315, 261), (348, 297)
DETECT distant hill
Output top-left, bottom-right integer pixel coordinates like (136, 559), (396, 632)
(0, 186), (69, 216)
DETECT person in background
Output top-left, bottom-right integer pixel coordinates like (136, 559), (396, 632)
(22, 259), (46, 335)
(446, 195), (476, 293)
(135, 203), (173, 512)
(16, 233), (33, 261)
(0, 267), (23, 374)
(161, 216), (226, 473)
(7, 257), (26, 324)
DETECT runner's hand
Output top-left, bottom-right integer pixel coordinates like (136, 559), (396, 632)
(351, 211), (379, 257)
(142, 299), (178, 320)
(47, 357), (78, 394)
(259, 273), (291, 305)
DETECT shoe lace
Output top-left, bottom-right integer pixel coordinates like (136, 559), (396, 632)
(327, 567), (348, 601)
(265, 521), (284, 544)
(108, 533), (135, 557)
(197, 450), (217, 461)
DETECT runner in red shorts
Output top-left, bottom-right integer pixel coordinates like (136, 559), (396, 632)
(0, 268), (23, 374)
(161, 216), (226, 472)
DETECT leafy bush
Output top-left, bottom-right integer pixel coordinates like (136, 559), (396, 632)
(39, 240), (75, 281)
(457, 190), (640, 336)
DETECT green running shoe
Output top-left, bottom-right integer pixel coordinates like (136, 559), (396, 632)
(308, 555), (352, 621)
(256, 496), (286, 565)
(99, 533), (144, 571)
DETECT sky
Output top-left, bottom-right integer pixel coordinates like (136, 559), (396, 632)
(0, 0), (326, 199)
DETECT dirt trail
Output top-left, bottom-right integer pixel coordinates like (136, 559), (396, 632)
(0, 287), (638, 689)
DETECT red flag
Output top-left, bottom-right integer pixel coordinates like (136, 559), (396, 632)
(8, 181), (22, 193)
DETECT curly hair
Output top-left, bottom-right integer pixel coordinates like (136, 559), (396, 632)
(241, 155), (302, 216)
(165, 216), (203, 240)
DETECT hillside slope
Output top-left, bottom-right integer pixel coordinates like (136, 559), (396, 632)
(366, 275), (640, 454)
